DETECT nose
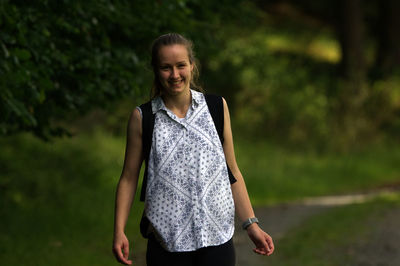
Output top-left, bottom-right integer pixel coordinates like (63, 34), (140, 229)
(171, 67), (179, 79)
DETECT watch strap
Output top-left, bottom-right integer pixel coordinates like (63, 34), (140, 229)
(242, 217), (259, 230)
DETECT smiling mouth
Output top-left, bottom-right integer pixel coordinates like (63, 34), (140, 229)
(169, 80), (183, 86)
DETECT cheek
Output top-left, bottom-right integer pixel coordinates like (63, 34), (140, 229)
(158, 71), (169, 81)
(183, 69), (192, 78)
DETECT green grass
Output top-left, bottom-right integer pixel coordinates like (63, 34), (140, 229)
(0, 130), (399, 265)
(265, 195), (400, 266)
(234, 138), (400, 205)
(0, 131), (147, 266)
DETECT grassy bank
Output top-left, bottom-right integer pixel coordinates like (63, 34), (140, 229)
(235, 138), (400, 205)
(0, 131), (147, 265)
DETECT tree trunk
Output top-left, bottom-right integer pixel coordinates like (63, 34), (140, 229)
(375, 0), (400, 76)
(336, 0), (366, 83)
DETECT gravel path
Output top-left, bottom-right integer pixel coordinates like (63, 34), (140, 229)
(350, 207), (400, 266)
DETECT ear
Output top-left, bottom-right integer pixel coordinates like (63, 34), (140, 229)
(190, 62), (194, 72)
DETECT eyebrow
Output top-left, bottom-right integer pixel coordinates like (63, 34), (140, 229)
(160, 61), (188, 66)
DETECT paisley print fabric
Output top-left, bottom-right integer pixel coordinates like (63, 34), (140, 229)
(141, 90), (235, 252)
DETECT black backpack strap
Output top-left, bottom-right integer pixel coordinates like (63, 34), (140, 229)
(205, 94), (237, 184)
(139, 100), (155, 202)
(139, 100), (154, 238)
(205, 94), (224, 144)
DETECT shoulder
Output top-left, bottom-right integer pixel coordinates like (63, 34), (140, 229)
(132, 107), (142, 119)
(129, 108), (142, 128)
(221, 96), (227, 106)
(221, 97), (230, 112)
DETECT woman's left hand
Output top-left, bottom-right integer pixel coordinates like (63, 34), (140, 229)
(246, 223), (275, 256)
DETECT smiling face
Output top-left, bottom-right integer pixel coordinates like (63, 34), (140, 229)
(157, 44), (194, 96)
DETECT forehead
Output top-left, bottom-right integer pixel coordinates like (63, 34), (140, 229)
(158, 44), (190, 64)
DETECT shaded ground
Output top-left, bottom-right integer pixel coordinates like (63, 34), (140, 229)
(350, 207), (400, 266)
(234, 189), (400, 266)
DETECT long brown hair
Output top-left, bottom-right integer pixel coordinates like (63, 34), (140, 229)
(150, 33), (203, 98)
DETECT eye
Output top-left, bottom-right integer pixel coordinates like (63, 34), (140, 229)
(178, 64), (187, 68)
(160, 66), (170, 71)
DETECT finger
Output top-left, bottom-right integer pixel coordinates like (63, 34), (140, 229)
(115, 246), (131, 265)
(123, 242), (130, 260)
(266, 247), (273, 256)
(123, 243), (133, 265)
(266, 236), (275, 255)
(255, 238), (272, 256)
(259, 237), (270, 253)
(253, 247), (267, 255)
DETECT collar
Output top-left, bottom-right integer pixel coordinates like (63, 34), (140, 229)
(151, 89), (202, 114)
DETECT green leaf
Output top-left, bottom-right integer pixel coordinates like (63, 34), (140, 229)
(13, 48), (31, 61)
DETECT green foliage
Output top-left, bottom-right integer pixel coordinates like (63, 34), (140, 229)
(207, 27), (400, 150)
(0, 0), (140, 138)
(210, 31), (336, 148)
(0, 0), (246, 139)
(367, 76), (400, 137)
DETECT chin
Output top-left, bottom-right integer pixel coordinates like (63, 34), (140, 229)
(165, 85), (189, 96)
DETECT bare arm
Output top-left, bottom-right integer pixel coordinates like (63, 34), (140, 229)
(222, 98), (274, 256)
(113, 108), (143, 265)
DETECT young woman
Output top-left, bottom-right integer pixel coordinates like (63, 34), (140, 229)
(113, 33), (274, 266)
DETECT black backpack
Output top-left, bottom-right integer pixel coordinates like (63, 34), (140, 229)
(138, 94), (237, 237)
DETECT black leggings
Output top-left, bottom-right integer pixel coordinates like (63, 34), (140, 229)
(146, 236), (236, 266)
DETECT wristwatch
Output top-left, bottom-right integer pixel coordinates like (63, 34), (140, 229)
(242, 217), (259, 230)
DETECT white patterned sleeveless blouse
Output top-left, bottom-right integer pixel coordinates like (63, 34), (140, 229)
(140, 90), (235, 252)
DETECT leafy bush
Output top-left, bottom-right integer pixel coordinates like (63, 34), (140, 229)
(211, 33), (334, 148)
(0, 0), (243, 139)
(211, 31), (400, 150)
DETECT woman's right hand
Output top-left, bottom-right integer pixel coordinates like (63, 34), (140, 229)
(112, 232), (132, 265)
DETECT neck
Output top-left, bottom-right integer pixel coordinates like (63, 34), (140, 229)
(162, 89), (192, 118)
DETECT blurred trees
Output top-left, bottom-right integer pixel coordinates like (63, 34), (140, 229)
(374, 0), (400, 77)
(257, 0), (400, 78)
(236, 0), (400, 149)
(0, 0), (241, 139)
(336, 0), (366, 82)
(1, 0), (399, 148)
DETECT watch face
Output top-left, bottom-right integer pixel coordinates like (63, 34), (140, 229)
(242, 217), (259, 230)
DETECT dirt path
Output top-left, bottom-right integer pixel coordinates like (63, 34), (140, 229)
(233, 189), (400, 266)
(349, 207), (400, 266)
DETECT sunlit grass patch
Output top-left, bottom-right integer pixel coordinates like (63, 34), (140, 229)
(234, 137), (400, 205)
